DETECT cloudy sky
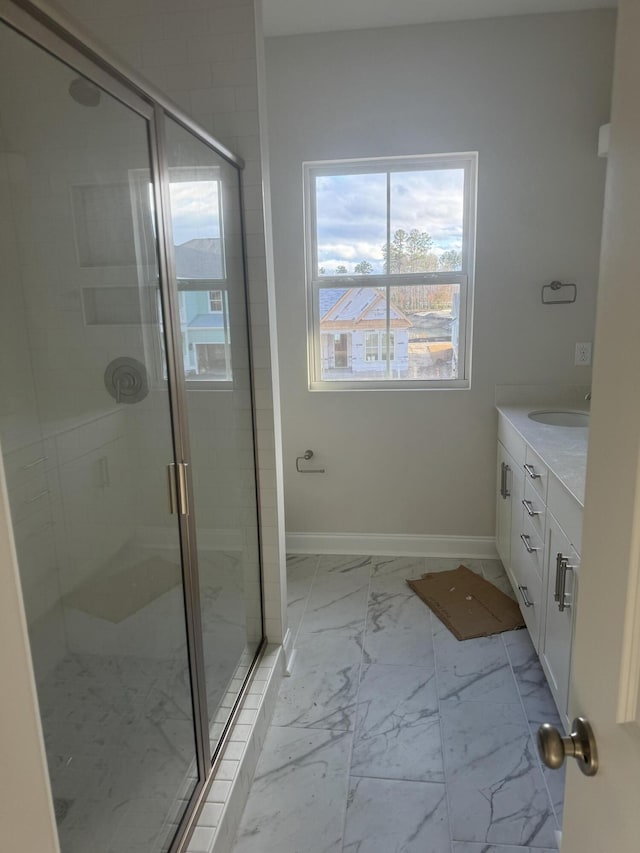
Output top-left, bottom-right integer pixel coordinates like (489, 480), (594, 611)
(315, 168), (464, 274)
(168, 180), (221, 246)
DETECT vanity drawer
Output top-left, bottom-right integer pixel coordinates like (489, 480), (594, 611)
(516, 513), (545, 580)
(522, 480), (547, 542)
(514, 541), (543, 650)
(523, 445), (548, 502)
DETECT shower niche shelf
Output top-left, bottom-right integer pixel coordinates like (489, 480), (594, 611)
(82, 285), (156, 325)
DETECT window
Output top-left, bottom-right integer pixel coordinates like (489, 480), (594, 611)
(304, 154), (477, 389)
(208, 290), (223, 312)
(364, 331), (395, 362)
(168, 171), (232, 385)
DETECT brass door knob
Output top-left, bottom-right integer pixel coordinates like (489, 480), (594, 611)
(537, 716), (598, 776)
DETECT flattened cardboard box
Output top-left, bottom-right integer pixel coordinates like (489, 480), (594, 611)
(407, 565), (524, 640)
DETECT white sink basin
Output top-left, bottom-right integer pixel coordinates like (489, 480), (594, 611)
(528, 410), (590, 427)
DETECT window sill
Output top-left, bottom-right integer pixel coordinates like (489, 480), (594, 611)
(308, 378), (471, 392)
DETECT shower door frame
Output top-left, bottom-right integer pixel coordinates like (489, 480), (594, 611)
(0, 1), (266, 851)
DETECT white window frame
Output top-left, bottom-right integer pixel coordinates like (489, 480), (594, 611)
(303, 153), (477, 390)
(208, 289), (223, 312)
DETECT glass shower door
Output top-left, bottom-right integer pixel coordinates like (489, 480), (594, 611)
(0, 21), (199, 853)
(163, 117), (264, 756)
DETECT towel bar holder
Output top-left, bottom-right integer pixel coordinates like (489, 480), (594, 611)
(296, 449), (325, 474)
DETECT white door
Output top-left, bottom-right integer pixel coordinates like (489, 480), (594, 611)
(556, 2), (640, 850)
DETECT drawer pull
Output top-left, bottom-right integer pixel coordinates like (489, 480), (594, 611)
(25, 489), (50, 504)
(558, 558), (575, 613)
(518, 585), (534, 608)
(500, 461), (511, 499)
(554, 552), (564, 602)
(520, 533), (538, 553)
(22, 456), (48, 470)
(522, 499), (540, 517)
(524, 463), (541, 480)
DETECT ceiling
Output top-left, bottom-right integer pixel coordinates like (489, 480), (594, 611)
(262, 0), (616, 38)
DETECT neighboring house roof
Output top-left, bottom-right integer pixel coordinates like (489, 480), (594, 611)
(188, 313), (225, 328)
(320, 286), (412, 331)
(318, 288), (347, 317)
(174, 237), (223, 279)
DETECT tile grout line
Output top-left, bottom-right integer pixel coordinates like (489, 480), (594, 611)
(428, 555), (457, 852)
(296, 553), (320, 647)
(502, 631), (563, 835)
(338, 554), (373, 853)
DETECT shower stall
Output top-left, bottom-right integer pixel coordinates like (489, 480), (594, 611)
(0, 2), (264, 851)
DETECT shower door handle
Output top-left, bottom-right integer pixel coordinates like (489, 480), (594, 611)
(167, 462), (190, 516)
(177, 462), (189, 516)
(167, 463), (177, 515)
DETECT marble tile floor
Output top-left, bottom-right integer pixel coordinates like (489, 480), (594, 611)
(231, 554), (565, 853)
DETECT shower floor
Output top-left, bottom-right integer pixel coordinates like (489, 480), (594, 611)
(37, 546), (260, 853)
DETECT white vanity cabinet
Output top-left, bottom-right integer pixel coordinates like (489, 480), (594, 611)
(496, 411), (584, 727)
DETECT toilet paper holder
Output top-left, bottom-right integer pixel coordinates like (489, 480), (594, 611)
(296, 449), (325, 474)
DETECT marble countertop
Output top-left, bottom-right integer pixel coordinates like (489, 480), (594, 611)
(497, 404), (589, 507)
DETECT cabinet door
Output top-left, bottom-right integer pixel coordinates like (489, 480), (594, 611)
(496, 442), (512, 566)
(541, 512), (579, 727)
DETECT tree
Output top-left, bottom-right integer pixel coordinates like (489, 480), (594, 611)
(335, 265), (348, 275)
(354, 260), (373, 275)
(382, 228), (438, 274)
(439, 249), (462, 271)
(319, 266), (326, 275)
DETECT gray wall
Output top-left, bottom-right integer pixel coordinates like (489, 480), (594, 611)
(265, 11), (616, 539)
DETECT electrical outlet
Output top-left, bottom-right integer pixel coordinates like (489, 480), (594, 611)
(575, 342), (592, 366)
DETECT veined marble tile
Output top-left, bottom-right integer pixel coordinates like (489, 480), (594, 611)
(272, 633), (361, 731)
(343, 777), (450, 853)
(287, 597), (308, 642)
(370, 555), (427, 587)
(543, 763), (566, 825)
(492, 576), (517, 601)
(453, 845), (557, 853)
(300, 577), (369, 635)
(286, 553), (319, 581)
(435, 631), (520, 704)
(480, 559), (509, 582)
(351, 663), (443, 782)
(363, 589), (434, 667)
(232, 726), (351, 853)
(287, 573), (314, 606)
(316, 554), (372, 579)
(424, 557), (485, 575)
(503, 630), (562, 730)
(441, 699), (558, 848)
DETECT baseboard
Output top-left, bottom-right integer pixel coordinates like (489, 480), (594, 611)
(285, 532), (498, 559)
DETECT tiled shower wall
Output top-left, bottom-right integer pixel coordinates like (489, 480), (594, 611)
(51, 0), (287, 646)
